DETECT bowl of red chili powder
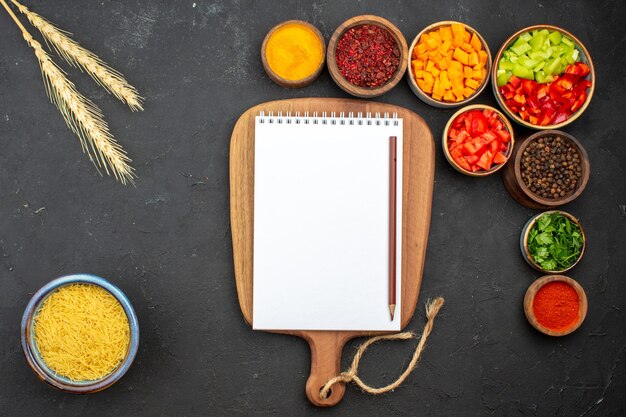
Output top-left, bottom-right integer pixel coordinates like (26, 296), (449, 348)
(524, 275), (587, 336)
(327, 15), (408, 98)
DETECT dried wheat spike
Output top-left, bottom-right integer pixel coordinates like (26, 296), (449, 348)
(12, 0), (144, 111)
(24, 32), (135, 184)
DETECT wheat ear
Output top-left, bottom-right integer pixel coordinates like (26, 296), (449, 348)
(0, 0), (135, 184)
(11, 0), (144, 111)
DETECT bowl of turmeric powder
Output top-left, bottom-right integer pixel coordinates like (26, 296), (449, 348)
(21, 274), (139, 393)
(261, 20), (326, 88)
(407, 21), (492, 107)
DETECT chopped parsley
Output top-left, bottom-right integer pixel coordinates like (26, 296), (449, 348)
(527, 212), (584, 271)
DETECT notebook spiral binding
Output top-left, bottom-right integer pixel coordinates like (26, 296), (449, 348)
(258, 111), (400, 126)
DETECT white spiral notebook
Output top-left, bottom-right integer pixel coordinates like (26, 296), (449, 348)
(253, 112), (403, 331)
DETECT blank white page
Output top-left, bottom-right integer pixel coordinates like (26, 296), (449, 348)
(253, 114), (402, 331)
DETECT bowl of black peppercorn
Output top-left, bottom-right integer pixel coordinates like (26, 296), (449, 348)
(502, 130), (590, 209)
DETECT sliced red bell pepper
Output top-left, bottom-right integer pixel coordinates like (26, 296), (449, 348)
(555, 77), (574, 92)
(496, 130), (510, 142)
(464, 137), (488, 156)
(519, 110), (530, 121)
(521, 79), (536, 96)
(565, 64), (583, 76)
(500, 63), (591, 126)
(455, 130), (469, 144)
(463, 141), (479, 155)
(539, 107), (556, 126)
(513, 94), (527, 106)
(465, 155), (479, 165)
(483, 109), (499, 126)
(451, 114), (464, 129)
(508, 75), (522, 88)
(553, 111), (569, 124)
(447, 107), (513, 172)
(501, 88), (515, 100)
(476, 150), (494, 171)
(464, 114), (472, 133)
(470, 110), (488, 136)
(527, 94), (541, 109)
(570, 92), (587, 112)
(450, 147), (464, 163)
(482, 131), (498, 142)
(492, 152), (508, 165)
(455, 155), (472, 171)
(577, 62), (590, 76)
(535, 85), (549, 100)
(488, 139), (499, 154)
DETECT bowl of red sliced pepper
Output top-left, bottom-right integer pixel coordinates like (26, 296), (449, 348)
(443, 104), (515, 176)
(492, 25), (595, 130)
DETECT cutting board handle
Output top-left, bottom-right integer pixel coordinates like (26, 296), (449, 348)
(304, 332), (348, 406)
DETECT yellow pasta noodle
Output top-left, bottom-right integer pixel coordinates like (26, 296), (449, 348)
(34, 283), (130, 381)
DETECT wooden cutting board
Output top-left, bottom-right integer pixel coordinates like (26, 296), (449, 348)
(229, 98), (434, 406)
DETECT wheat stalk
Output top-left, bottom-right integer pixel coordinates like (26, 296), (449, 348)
(32, 37), (135, 183)
(11, 0), (143, 111)
(0, 0), (135, 184)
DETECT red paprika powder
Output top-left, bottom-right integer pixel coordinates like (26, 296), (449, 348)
(533, 281), (579, 331)
(335, 24), (400, 88)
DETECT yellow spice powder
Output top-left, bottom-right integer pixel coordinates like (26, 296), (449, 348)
(266, 23), (324, 81)
(34, 283), (130, 381)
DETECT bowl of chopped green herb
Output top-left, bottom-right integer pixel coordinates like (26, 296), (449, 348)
(521, 210), (586, 273)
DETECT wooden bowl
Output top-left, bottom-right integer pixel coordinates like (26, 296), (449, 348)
(492, 25), (595, 130)
(524, 275), (587, 336)
(407, 21), (492, 108)
(501, 130), (590, 209)
(442, 104), (514, 176)
(261, 20), (326, 88)
(520, 210), (586, 274)
(327, 15), (408, 98)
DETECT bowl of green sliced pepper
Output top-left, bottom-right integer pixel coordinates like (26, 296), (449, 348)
(520, 210), (586, 274)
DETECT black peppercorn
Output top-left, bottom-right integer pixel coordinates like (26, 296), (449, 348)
(520, 136), (582, 200)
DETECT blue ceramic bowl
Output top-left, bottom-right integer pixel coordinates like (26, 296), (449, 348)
(21, 274), (139, 393)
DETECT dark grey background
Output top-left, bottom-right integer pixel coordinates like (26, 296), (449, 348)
(1, 0), (624, 416)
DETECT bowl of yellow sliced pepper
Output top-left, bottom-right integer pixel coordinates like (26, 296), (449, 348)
(407, 21), (492, 108)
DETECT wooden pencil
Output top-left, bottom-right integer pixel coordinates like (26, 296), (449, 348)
(389, 136), (397, 321)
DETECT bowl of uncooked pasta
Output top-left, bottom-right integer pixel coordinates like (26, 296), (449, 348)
(21, 274), (139, 393)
